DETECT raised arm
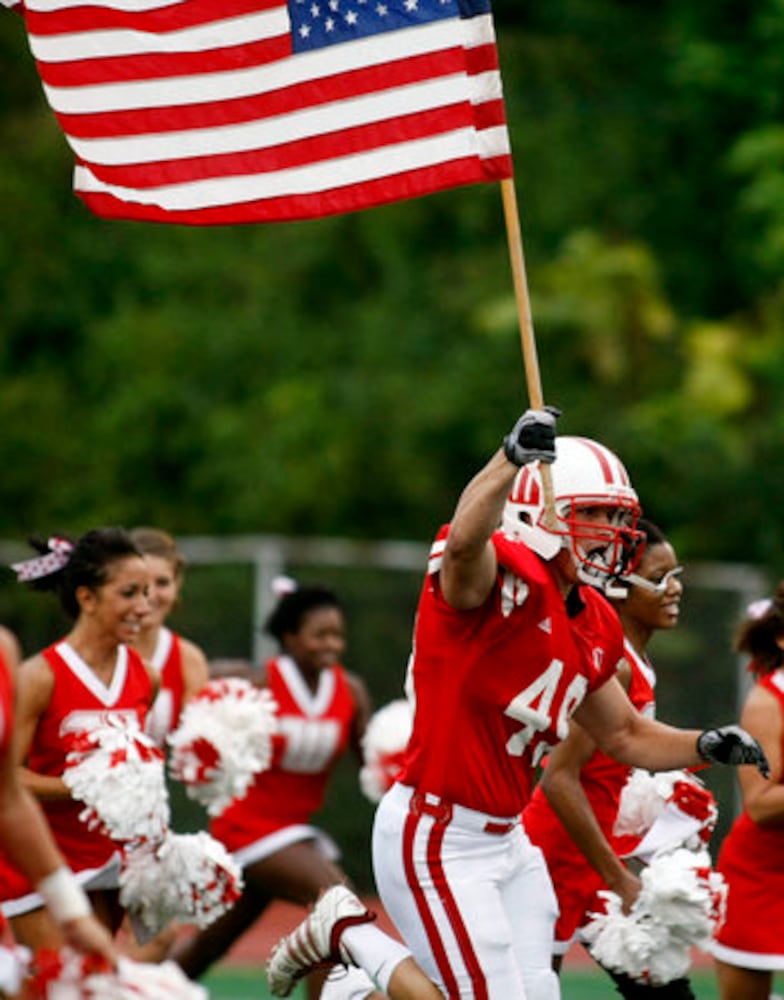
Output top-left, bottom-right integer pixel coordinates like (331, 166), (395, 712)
(441, 449), (514, 610)
(441, 409), (558, 610)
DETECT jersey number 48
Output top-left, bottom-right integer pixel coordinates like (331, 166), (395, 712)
(504, 660), (587, 765)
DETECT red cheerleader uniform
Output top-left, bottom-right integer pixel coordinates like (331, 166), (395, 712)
(0, 640), (152, 915)
(145, 627), (185, 745)
(210, 655), (357, 868)
(711, 667), (784, 971)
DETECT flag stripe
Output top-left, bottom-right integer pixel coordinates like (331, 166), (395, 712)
(23, 0), (273, 35)
(80, 105), (505, 187)
(40, 17), (490, 98)
(75, 125), (511, 209)
(13, 0), (513, 223)
(54, 50), (473, 140)
(63, 73), (499, 167)
(22, 0), (184, 11)
(78, 156), (506, 224)
(37, 35), (291, 87)
(27, 8), (287, 62)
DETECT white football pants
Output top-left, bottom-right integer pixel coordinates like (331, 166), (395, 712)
(372, 783), (559, 1000)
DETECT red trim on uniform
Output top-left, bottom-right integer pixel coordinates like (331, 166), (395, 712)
(425, 818), (489, 1000)
(483, 820), (517, 835)
(402, 808), (460, 996)
(402, 797), (490, 999)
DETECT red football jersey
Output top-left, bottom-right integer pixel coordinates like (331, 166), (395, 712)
(397, 527), (622, 818)
(0, 640), (153, 900)
(210, 656), (357, 852)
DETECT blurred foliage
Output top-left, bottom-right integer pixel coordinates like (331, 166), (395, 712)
(2, 0), (784, 578)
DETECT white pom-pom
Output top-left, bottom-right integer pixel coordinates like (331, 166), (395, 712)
(0, 943), (30, 996)
(615, 769), (718, 861)
(62, 720), (170, 842)
(35, 949), (208, 999)
(167, 678), (278, 817)
(667, 775), (718, 840)
(359, 699), (412, 804)
(631, 778), (718, 862)
(583, 849), (727, 985)
(582, 891), (671, 982)
(119, 831), (244, 935)
(614, 769), (682, 838)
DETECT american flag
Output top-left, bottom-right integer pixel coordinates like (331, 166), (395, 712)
(5, 0), (513, 224)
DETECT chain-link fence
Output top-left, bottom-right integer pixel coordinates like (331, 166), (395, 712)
(0, 536), (768, 891)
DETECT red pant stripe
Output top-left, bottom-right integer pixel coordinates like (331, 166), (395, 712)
(401, 809), (488, 999)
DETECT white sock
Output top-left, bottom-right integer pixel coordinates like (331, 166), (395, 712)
(340, 923), (412, 994)
(320, 965), (378, 1000)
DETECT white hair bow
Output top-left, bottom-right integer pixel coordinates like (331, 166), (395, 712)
(11, 537), (74, 582)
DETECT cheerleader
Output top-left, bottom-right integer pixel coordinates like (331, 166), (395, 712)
(0, 621), (117, 995)
(0, 529), (157, 953)
(523, 519), (698, 997)
(173, 582), (371, 1000)
(711, 587), (784, 1000)
(129, 527), (209, 746)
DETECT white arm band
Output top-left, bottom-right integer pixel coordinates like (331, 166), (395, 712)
(37, 866), (91, 924)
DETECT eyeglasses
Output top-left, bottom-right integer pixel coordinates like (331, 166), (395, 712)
(620, 566), (684, 594)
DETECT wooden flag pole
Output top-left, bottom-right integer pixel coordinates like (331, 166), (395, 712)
(501, 177), (544, 408)
(500, 177), (557, 524)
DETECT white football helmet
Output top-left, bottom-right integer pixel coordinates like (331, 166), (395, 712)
(502, 435), (644, 585)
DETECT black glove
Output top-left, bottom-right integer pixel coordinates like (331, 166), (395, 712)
(502, 406), (560, 467)
(697, 724), (770, 778)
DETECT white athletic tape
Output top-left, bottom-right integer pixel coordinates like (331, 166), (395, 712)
(37, 867), (91, 924)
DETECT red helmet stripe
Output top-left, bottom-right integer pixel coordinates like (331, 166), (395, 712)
(512, 468), (541, 505)
(571, 437), (629, 487)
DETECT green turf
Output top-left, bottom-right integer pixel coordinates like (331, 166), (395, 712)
(202, 965), (302, 999)
(559, 968), (720, 998)
(202, 964), (781, 999)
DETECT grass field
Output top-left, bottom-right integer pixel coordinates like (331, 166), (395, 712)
(201, 964), (738, 999)
(194, 901), (783, 999)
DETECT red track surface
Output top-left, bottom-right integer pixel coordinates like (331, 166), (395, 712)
(200, 897), (711, 972)
(2, 897), (711, 972)
(179, 898), (402, 968)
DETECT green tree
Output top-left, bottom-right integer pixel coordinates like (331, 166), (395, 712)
(3, 1), (784, 575)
